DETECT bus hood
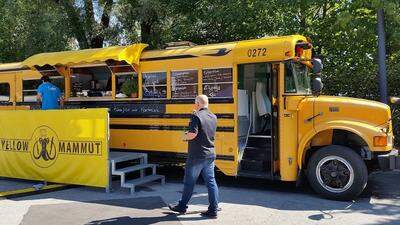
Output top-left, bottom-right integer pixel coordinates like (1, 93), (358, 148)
(312, 96), (391, 129)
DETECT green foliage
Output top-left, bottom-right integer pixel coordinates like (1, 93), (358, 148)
(0, 0), (71, 62)
(121, 78), (138, 97)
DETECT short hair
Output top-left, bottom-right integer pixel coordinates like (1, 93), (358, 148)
(41, 75), (50, 82)
(195, 95), (209, 108)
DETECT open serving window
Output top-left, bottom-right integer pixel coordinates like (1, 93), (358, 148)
(70, 65), (112, 99)
(107, 60), (139, 99)
(22, 65), (65, 102)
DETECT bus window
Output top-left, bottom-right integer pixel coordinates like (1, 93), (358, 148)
(116, 72), (138, 98)
(171, 70), (198, 99)
(284, 63), (296, 93)
(202, 68), (233, 98)
(70, 66), (112, 98)
(23, 79), (41, 102)
(0, 83), (10, 102)
(142, 72), (167, 99)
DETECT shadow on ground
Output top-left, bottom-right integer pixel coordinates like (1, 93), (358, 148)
(8, 167), (400, 225)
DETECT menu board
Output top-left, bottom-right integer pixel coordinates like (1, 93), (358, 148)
(142, 72), (167, 99)
(171, 70), (198, 99)
(202, 68), (233, 98)
(142, 72), (167, 86)
(171, 70), (198, 85)
(172, 85), (197, 99)
(202, 68), (233, 83)
(203, 83), (232, 98)
(143, 86), (167, 99)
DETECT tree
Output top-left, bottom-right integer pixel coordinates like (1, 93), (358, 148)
(0, 0), (71, 62)
(52, 0), (117, 49)
(117, 0), (171, 49)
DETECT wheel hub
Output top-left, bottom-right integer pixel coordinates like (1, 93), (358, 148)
(316, 156), (355, 193)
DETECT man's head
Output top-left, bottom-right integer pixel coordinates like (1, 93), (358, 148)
(41, 75), (50, 83)
(195, 95), (209, 110)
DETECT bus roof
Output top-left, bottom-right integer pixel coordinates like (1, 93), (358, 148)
(140, 35), (309, 62)
(0, 62), (25, 72)
(1, 35), (310, 71)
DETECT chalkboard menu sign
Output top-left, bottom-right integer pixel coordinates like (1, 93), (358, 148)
(171, 85), (197, 99)
(203, 68), (233, 83)
(202, 68), (233, 98)
(203, 83), (233, 98)
(143, 86), (167, 99)
(143, 72), (167, 86)
(142, 72), (167, 99)
(171, 70), (198, 99)
(171, 70), (197, 85)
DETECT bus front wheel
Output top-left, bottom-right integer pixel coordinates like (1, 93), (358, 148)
(306, 145), (368, 200)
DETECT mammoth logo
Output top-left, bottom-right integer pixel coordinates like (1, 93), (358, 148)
(30, 126), (59, 168)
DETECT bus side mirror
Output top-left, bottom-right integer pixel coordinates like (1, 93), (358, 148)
(312, 58), (323, 74)
(312, 77), (323, 94)
(390, 96), (400, 105)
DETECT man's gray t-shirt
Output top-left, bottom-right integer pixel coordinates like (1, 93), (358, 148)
(187, 108), (217, 159)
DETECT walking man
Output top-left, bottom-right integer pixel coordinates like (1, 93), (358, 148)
(37, 75), (63, 110)
(169, 95), (219, 218)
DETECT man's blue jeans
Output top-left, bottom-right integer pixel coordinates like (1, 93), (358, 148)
(178, 157), (219, 212)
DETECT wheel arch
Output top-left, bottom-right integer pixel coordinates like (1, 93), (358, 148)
(298, 121), (382, 169)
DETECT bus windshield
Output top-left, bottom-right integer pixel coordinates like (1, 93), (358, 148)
(284, 61), (312, 95)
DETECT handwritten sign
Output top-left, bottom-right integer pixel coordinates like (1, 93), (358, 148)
(203, 68), (232, 83)
(172, 85), (197, 99)
(142, 72), (167, 99)
(171, 70), (198, 99)
(142, 72), (167, 86)
(109, 103), (165, 116)
(63, 102), (166, 116)
(142, 86), (167, 99)
(202, 68), (233, 98)
(171, 70), (197, 85)
(203, 83), (232, 98)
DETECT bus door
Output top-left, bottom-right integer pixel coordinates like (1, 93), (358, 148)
(237, 63), (278, 178)
(0, 73), (16, 109)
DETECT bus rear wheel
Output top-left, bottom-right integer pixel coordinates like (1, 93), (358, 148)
(306, 145), (368, 200)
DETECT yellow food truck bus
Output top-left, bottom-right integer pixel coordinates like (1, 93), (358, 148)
(0, 35), (397, 200)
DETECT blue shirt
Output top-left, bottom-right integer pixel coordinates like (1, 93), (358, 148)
(37, 82), (61, 110)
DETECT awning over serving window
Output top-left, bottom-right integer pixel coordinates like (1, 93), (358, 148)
(22, 43), (148, 68)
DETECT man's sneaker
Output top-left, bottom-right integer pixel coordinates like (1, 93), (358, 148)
(200, 210), (218, 218)
(168, 203), (187, 214)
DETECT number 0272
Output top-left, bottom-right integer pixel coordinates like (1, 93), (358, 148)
(247, 48), (267, 57)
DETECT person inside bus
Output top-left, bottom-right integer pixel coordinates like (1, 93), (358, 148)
(168, 95), (219, 218)
(37, 75), (63, 110)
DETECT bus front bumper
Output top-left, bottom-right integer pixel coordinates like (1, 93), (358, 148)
(378, 149), (400, 170)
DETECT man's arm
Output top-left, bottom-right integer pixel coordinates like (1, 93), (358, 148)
(183, 116), (199, 141)
(37, 85), (43, 104)
(59, 95), (64, 109)
(36, 93), (42, 102)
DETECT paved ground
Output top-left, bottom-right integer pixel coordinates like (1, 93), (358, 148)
(1, 170), (399, 225)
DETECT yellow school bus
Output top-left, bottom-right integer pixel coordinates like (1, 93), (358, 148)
(0, 35), (396, 200)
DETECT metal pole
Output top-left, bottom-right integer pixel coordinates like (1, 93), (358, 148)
(377, 8), (388, 104)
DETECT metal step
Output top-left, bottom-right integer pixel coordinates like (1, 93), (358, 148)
(240, 159), (270, 172)
(247, 136), (271, 148)
(243, 146), (271, 160)
(123, 175), (165, 194)
(110, 152), (147, 164)
(113, 164), (156, 176)
(109, 151), (165, 194)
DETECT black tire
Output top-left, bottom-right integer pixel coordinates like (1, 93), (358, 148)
(306, 145), (368, 200)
